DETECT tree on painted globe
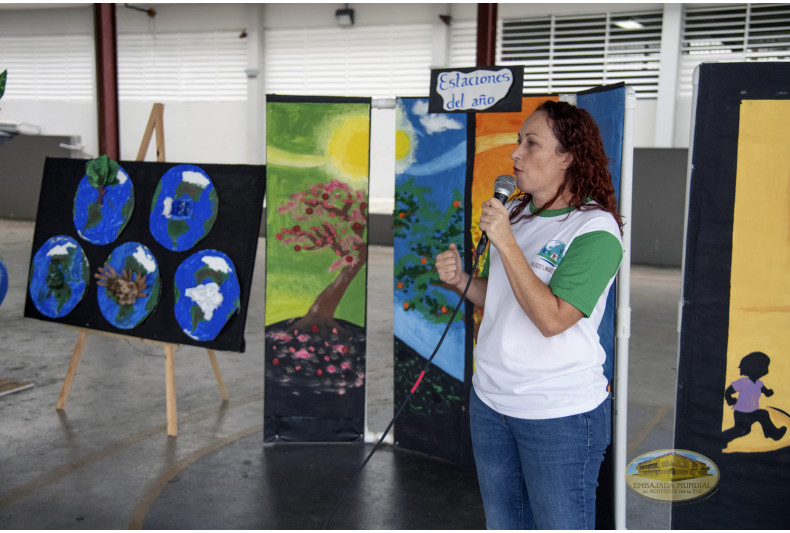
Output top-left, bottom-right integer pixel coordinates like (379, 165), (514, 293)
(28, 235), (90, 318)
(73, 156), (134, 245)
(96, 242), (161, 330)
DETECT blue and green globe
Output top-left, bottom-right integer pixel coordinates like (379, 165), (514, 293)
(149, 164), (218, 252)
(174, 249), (240, 341)
(0, 256), (7, 307)
(97, 241), (161, 330)
(28, 235), (90, 318)
(73, 165), (134, 245)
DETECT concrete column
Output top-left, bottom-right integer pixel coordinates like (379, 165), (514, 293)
(654, 3), (682, 147)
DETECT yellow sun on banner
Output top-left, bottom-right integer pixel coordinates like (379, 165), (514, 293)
(327, 114), (370, 181)
(395, 129), (411, 160)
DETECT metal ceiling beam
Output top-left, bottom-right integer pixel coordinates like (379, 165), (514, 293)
(476, 3), (498, 67)
(94, 3), (120, 159)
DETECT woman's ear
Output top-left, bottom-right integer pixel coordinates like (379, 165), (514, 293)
(561, 152), (574, 170)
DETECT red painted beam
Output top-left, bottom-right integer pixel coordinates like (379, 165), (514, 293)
(94, 3), (120, 159)
(476, 3), (498, 67)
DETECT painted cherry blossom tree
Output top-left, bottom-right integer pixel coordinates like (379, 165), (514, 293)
(275, 179), (368, 335)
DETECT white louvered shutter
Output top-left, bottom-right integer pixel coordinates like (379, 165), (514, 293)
(449, 19), (478, 68)
(264, 24), (433, 98)
(117, 30), (247, 101)
(499, 9), (663, 98)
(0, 34), (94, 101)
(678, 3), (790, 99)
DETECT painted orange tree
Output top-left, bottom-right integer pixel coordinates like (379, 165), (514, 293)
(393, 176), (464, 324)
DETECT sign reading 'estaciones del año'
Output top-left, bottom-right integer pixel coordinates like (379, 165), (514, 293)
(429, 65), (523, 114)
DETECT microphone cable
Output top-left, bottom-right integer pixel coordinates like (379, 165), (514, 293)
(322, 248), (483, 529)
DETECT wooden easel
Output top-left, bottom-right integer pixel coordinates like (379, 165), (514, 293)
(56, 103), (229, 437)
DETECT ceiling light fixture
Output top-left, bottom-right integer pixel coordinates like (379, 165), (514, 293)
(335, 4), (354, 28)
(614, 19), (644, 30)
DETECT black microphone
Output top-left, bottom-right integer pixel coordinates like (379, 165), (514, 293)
(476, 174), (517, 255)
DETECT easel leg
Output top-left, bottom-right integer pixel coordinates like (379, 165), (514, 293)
(206, 349), (229, 401)
(136, 102), (166, 162)
(164, 344), (177, 437)
(57, 330), (88, 410)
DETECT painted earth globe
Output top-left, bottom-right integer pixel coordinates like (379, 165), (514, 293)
(0, 256), (7, 307)
(149, 164), (218, 252)
(28, 235), (90, 318)
(73, 165), (134, 245)
(96, 241), (161, 330)
(174, 249), (240, 341)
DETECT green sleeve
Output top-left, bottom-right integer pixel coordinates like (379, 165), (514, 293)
(548, 231), (623, 317)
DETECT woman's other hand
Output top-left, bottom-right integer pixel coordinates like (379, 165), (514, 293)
(435, 243), (465, 287)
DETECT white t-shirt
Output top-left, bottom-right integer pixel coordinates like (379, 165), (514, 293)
(473, 201), (623, 420)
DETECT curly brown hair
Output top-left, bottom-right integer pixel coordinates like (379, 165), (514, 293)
(509, 100), (623, 232)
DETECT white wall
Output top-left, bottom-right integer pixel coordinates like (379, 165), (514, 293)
(0, 2), (688, 211)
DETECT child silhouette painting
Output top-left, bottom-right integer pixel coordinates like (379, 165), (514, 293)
(723, 351), (787, 449)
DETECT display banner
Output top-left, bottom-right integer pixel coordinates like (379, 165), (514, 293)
(577, 83), (625, 384)
(393, 88), (626, 482)
(25, 158), (265, 352)
(673, 63), (790, 529)
(392, 97), (474, 464)
(264, 95), (371, 442)
(577, 83), (626, 530)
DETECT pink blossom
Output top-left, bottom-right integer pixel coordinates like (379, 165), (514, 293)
(294, 349), (313, 360)
(327, 365), (337, 374)
(341, 362), (351, 370)
(267, 332), (293, 341)
(297, 334), (310, 342)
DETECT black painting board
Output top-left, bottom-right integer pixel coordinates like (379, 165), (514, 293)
(24, 158), (265, 352)
(673, 62), (790, 529)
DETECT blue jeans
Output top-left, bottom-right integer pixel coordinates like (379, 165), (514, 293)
(470, 388), (611, 530)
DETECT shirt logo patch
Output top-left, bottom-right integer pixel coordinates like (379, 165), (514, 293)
(537, 240), (566, 267)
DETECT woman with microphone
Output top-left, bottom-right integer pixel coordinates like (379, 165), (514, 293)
(435, 100), (623, 529)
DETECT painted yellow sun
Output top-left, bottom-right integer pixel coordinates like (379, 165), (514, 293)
(395, 129), (411, 160)
(327, 114), (370, 181)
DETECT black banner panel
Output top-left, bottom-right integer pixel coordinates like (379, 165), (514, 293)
(673, 63), (790, 529)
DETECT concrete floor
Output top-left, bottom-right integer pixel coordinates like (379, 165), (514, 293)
(0, 218), (679, 529)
